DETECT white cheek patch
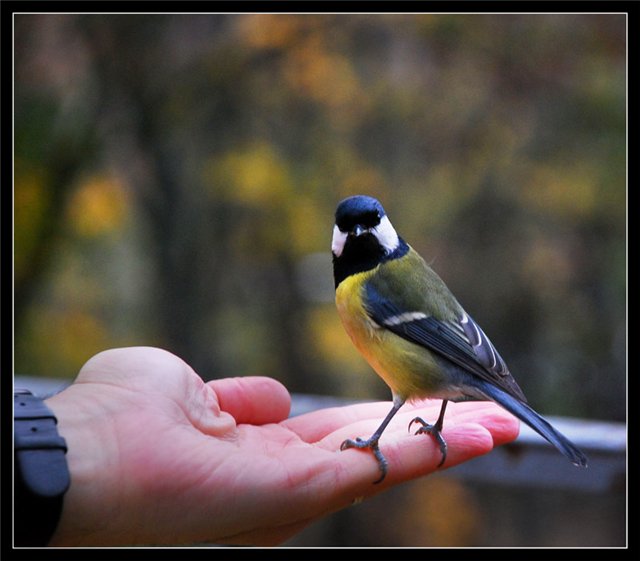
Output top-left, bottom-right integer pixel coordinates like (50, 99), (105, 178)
(332, 225), (348, 257)
(372, 215), (400, 254)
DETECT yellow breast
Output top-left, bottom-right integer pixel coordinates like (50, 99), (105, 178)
(335, 270), (444, 400)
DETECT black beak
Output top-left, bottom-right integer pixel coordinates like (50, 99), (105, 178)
(351, 224), (367, 237)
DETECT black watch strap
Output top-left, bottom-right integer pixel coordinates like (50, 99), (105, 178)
(14, 389), (71, 546)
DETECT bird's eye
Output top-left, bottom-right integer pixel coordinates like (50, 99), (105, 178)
(336, 209), (381, 233)
(361, 211), (381, 228)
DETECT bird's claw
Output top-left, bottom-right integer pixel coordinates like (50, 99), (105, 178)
(340, 436), (365, 450)
(340, 436), (388, 484)
(408, 416), (448, 467)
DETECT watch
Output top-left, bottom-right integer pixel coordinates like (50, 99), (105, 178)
(14, 389), (71, 546)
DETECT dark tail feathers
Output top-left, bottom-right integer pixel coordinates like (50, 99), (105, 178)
(478, 381), (588, 468)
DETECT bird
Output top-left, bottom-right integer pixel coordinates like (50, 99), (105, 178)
(331, 194), (588, 483)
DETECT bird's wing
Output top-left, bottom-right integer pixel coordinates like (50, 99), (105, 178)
(364, 280), (528, 402)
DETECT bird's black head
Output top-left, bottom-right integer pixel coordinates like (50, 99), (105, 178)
(334, 195), (386, 235)
(332, 195), (408, 287)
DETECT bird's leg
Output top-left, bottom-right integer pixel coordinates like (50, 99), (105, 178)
(340, 397), (405, 484)
(408, 399), (449, 467)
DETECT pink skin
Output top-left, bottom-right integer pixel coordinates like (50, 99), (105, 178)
(45, 346), (519, 546)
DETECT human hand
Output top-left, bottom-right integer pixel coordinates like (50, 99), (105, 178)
(45, 347), (518, 546)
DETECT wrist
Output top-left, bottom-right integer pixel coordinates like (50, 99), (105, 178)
(44, 387), (120, 546)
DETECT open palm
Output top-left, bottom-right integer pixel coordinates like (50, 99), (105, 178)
(46, 347), (518, 546)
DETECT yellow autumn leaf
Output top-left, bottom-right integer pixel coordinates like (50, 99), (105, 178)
(67, 174), (129, 237)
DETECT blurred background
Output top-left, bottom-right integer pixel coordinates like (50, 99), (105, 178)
(14, 13), (626, 546)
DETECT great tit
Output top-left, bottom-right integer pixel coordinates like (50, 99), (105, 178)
(331, 195), (588, 483)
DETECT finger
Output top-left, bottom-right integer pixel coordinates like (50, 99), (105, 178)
(370, 422), (497, 485)
(282, 399), (445, 442)
(318, 401), (518, 452)
(207, 376), (291, 425)
(325, 420), (508, 497)
(271, 421), (505, 523)
(282, 399), (507, 443)
(281, 403), (517, 502)
(410, 401), (521, 447)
